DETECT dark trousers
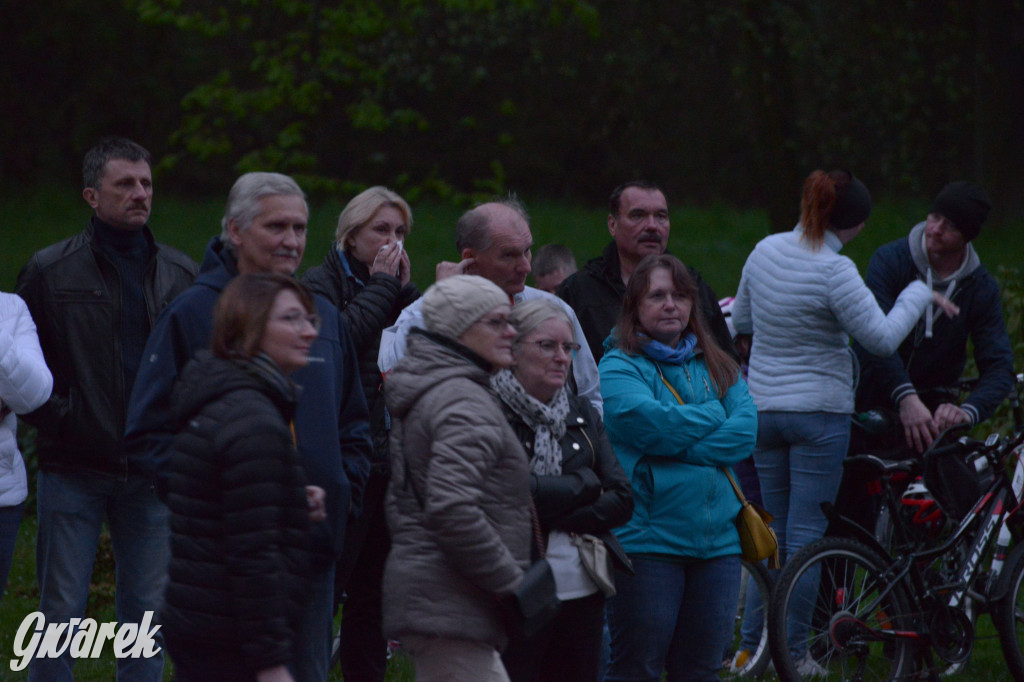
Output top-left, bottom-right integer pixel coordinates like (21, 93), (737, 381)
(502, 589), (605, 682)
(167, 636), (258, 682)
(335, 471), (390, 682)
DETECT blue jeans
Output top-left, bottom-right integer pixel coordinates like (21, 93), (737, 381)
(750, 410), (850, 657)
(0, 502), (24, 601)
(29, 470), (169, 682)
(607, 555), (740, 682)
(294, 562), (335, 682)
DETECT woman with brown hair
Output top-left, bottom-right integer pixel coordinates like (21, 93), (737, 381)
(163, 273), (325, 682)
(598, 254), (758, 682)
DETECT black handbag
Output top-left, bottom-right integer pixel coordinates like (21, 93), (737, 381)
(509, 557), (561, 638)
(504, 503), (561, 638)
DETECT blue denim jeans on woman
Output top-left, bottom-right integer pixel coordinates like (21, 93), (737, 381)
(29, 470), (170, 682)
(0, 501), (24, 600)
(743, 410), (851, 657)
(607, 555), (740, 682)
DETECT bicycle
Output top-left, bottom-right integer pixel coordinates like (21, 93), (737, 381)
(767, 421), (1024, 681)
(723, 558), (774, 678)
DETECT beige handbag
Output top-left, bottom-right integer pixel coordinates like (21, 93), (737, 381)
(655, 363), (779, 569)
(570, 533), (616, 597)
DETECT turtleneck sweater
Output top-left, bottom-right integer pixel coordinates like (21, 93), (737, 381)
(92, 217), (151, 406)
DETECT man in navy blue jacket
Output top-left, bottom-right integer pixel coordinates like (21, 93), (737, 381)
(125, 172), (371, 682)
(854, 181), (1015, 453)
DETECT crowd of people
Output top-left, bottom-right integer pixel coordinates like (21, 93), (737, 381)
(0, 135), (1016, 682)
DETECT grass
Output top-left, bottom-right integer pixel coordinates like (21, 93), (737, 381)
(0, 186), (1021, 678)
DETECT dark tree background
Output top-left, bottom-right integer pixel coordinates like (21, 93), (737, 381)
(3, 0), (1022, 229)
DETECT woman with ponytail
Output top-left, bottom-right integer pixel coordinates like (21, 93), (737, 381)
(729, 170), (957, 673)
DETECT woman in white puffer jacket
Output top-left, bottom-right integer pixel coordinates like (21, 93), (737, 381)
(731, 170), (960, 672)
(0, 293), (53, 599)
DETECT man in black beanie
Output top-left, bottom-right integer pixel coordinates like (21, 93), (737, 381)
(853, 181), (1014, 453)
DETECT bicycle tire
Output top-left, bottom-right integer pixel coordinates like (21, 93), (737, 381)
(994, 542), (1024, 681)
(723, 558), (773, 678)
(768, 537), (915, 681)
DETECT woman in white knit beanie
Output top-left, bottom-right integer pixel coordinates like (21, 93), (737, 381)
(382, 275), (534, 682)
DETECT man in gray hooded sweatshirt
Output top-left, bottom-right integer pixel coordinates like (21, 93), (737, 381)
(854, 181), (1015, 453)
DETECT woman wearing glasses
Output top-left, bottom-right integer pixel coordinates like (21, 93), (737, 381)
(163, 273), (326, 682)
(383, 275), (532, 682)
(599, 254), (758, 682)
(495, 299), (633, 682)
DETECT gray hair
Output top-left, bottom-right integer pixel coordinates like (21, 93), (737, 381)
(82, 137), (151, 190)
(509, 299), (572, 347)
(454, 194), (530, 253)
(220, 173), (308, 250)
(334, 186), (412, 247)
(532, 244), (577, 278)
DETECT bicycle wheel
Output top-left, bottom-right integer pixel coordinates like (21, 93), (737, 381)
(722, 559), (773, 678)
(994, 543), (1024, 681)
(768, 537), (915, 681)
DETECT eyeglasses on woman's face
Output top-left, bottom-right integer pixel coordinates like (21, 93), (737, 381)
(272, 309), (322, 333)
(523, 339), (580, 358)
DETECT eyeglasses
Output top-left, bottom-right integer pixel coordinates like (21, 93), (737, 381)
(475, 316), (513, 331)
(525, 339), (580, 358)
(273, 310), (322, 333)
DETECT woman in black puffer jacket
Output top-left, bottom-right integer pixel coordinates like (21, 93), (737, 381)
(163, 273), (325, 682)
(301, 186), (419, 680)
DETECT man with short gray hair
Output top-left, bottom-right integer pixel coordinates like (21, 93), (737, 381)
(125, 172), (371, 682)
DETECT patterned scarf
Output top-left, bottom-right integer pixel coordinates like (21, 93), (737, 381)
(491, 369), (569, 476)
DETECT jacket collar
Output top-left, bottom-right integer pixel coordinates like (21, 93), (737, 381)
(85, 217), (158, 260)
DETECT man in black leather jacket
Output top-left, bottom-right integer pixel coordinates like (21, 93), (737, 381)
(16, 137), (197, 681)
(557, 180), (734, 364)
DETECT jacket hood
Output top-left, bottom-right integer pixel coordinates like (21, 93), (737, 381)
(196, 236), (239, 292)
(171, 350), (295, 423)
(908, 221), (980, 286)
(384, 329), (494, 421)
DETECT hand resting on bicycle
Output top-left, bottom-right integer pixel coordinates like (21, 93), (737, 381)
(899, 393), (970, 453)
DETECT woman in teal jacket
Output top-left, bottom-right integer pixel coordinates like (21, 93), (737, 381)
(599, 254), (758, 682)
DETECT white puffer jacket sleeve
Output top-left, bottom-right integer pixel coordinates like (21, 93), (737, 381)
(0, 293), (53, 506)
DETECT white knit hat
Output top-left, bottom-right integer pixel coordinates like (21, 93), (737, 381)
(421, 275), (509, 340)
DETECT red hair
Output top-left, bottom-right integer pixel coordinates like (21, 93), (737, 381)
(800, 169), (854, 249)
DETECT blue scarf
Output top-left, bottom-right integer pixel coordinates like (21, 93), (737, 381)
(641, 332), (697, 365)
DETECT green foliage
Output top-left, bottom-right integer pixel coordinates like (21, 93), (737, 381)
(964, 265), (1024, 436)
(6, 0), (1024, 223)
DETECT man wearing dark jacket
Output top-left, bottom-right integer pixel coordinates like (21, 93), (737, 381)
(854, 181), (1015, 453)
(125, 172), (372, 682)
(16, 137), (198, 681)
(557, 180), (734, 363)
